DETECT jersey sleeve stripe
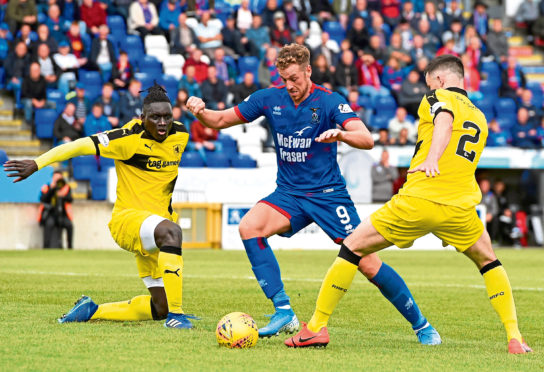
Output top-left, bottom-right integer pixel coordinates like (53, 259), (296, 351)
(234, 106), (249, 123)
(90, 136), (101, 156)
(432, 107), (454, 124)
(341, 117), (360, 128)
(258, 200), (292, 219)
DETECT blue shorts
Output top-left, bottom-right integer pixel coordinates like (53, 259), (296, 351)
(260, 189), (360, 243)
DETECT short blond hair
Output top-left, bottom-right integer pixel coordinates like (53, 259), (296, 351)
(275, 43), (310, 70)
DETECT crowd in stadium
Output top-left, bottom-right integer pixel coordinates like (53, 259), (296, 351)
(1, 0), (544, 160)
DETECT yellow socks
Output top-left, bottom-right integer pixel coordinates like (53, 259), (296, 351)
(158, 246), (184, 314)
(91, 295), (153, 321)
(481, 260), (522, 342)
(308, 245), (361, 332)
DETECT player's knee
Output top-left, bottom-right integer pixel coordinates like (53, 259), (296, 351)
(358, 254), (382, 279)
(154, 221), (182, 248)
(238, 216), (263, 239)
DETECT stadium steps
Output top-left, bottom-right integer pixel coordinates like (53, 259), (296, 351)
(509, 35), (544, 87)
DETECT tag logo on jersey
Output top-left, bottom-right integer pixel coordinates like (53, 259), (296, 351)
(338, 104), (353, 113)
(147, 157), (180, 170)
(273, 106), (282, 116)
(310, 107), (320, 123)
(294, 126), (312, 136)
(430, 101), (445, 116)
(97, 132), (109, 147)
(173, 144), (182, 155)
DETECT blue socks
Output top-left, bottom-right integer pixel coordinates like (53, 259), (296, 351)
(243, 237), (290, 308)
(370, 262), (427, 330)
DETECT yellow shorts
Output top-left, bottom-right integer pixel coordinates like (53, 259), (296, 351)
(108, 208), (175, 279)
(370, 194), (484, 252)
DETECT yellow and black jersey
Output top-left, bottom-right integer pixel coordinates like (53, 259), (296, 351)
(399, 87), (488, 209)
(90, 119), (189, 218)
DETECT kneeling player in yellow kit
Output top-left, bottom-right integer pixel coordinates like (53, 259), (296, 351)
(286, 55), (532, 354)
(4, 84), (198, 329)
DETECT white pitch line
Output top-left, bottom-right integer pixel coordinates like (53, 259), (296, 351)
(1, 269), (543, 292)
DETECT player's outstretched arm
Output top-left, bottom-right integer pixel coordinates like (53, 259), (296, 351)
(315, 119), (374, 150)
(408, 111), (453, 177)
(3, 137), (96, 183)
(186, 96), (244, 130)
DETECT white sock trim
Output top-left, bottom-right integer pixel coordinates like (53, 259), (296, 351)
(276, 305), (291, 310)
(413, 321), (430, 333)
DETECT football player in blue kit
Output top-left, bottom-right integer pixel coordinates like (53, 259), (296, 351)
(186, 44), (440, 344)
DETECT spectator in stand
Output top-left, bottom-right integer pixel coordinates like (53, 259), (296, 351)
(347, 17), (369, 55)
(381, 56), (403, 99)
(183, 48), (208, 83)
(5, 41), (30, 109)
(334, 49), (358, 97)
(444, 0), (464, 28)
(66, 21), (88, 61)
(376, 128), (391, 145)
(401, 0), (416, 25)
(519, 89), (541, 126)
(172, 89), (193, 128)
(190, 119), (220, 162)
(246, 14), (271, 56)
(364, 34), (388, 64)
(461, 52), (482, 102)
(465, 36), (485, 69)
(419, 0), (445, 35)
(381, 0), (401, 28)
(200, 65), (227, 110)
(5, 0), (37, 35)
(312, 32), (340, 67)
(262, 0), (280, 29)
(463, 24), (478, 52)
(14, 23), (33, 49)
(371, 148), (398, 202)
(310, 0), (335, 22)
(515, 0), (539, 38)
(180, 65), (202, 98)
(45, 4), (68, 42)
(21, 62), (52, 128)
(159, 0), (183, 37)
(62, 0), (78, 23)
(350, 0), (371, 25)
(436, 35), (459, 57)
(409, 34), (434, 62)
(90, 24), (117, 82)
(111, 51), (133, 90)
(469, 1), (489, 39)
(441, 17), (465, 55)
(394, 18), (413, 51)
(80, 0), (107, 35)
(416, 18), (440, 54)
(95, 82), (120, 128)
(369, 12), (390, 47)
(170, 12), (197, 56)
(388, 106), (416, 142)
(53, 102), (83, 143)
(223, 15), (256, 57)
(311, 54), (334, 90)
(0, 23), (10, 66)
(501, 56), (527, 99)
(84, 102), (111, 136)
(493, 180), (515, 246)
(30, 23), (58, 57)
(33, 43), (60, 88)
(283, 0), (302, 32)
(213, 48), (234, 86)
(53, 40), (82, 95)
(487, 119), (511, 147)
(270, 11), (292, 48)
(68, 83), (91, 127)
(258, 46), (282, 87)
(512, 107), (538, 148)
(346, 89), (369, 124)
(230, 71), (258, 105)
(479, 178), (499, 242)
(236, 0), (253, 32)
(398, 69), (426, 116)
(392, 127), (414, 146)
(119, 79), (143, 124)
(194, 10), (223, 57)
(387, 32), (411, 67)
(113, 0), (133, 20)
(487, 19), (509, 63)
(414, 56), (429, 84)
(128, 0), (161, 39)
(356, 53), (388, 101)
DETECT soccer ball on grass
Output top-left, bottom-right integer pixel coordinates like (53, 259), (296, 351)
(216, 312), (259, 349)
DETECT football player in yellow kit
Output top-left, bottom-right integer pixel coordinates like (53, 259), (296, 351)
(286, 55), (533, 354)
(5, 84), (198, 329)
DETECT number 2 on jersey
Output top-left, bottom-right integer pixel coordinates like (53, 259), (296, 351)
(456, 121), (481, 162)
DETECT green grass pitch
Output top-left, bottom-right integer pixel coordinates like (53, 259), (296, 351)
(0, 249), (542, 371)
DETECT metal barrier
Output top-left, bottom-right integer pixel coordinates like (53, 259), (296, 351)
(172, 203), (222, 249)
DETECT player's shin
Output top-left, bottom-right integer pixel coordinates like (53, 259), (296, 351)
(480, 260), (522, 342)
(307, 244), (360, 333)
(159, 246), (183, 314)
(369, 262), (427, 330)
(91, 295), (154, 321)
(243, 237), (290, 308)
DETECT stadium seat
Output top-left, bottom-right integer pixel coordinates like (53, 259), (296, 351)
(90, 171), (108, 200)
(371, 115), (390, 130)
(0, 149), (8, 164)
(250, 0), (268, 13)
(217, 133), (238, 156)
(238, 56), (260, 83)
(47, 89), (66, 113)
(134, 72), (154, 91)
(223, 55), (238, 75)
(357, 95), (372, 110)
(323, 21), (346, 46)
(206, 152), (230, 168)
(35, 109), (57, 139)
(107, 15), (126, 37)
(163, 54), (185, 80)
(145, 35), (169, 62)
(98, 156), (115, 172)
(72, 155), (98, 180)
(479, 80), (499, 98)
(497, 116), (515, 130)
(481, 61), (500, 81)
(122, 35), (144, 68)
(231, 153), (257, 168)
(140, 55), (163, 76)
(475, 99), (494, 121)
(527, 81), (543, 107)
(159, 74), (179, 102)
(373, 95), (397, 118)
(180, 152), (205, 167)
(494, 98), (517, 117)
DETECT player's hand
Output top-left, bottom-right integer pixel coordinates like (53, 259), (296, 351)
(408, 160), (440, 177)
(3, 160), (38, 183)
(316, 129), (343, 143)
(186, 96), (206, 116)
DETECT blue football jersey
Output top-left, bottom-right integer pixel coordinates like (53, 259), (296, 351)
(235, 83), (359, 195)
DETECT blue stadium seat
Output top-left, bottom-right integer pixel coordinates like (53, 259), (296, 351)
(223, 55), (238, 75)
(47, 89), (66, 113)
(475, 99), (494, 121)
(371, 115), (390, 130)
(527, 81), (543, 107)
(90, 171), (108, 200)
(79, 70), (101, 86)
(134, 72), (154, 92)
(159, 74), (179, 102)
(107, 34), (120, 57)
(81, 32), (91, 54)
(494, 97), (517, 117)
(217, 133), (238, 156)
(357, 95), (372, 109)
(479, 80), (499, 97)
(98, 156), (115, 172)
(122, 35), (144, 68)
(72, 155), (98, 180)
(497, 116), (516, 130)
(206, 152), (230, 168)
(140, 55), (163, 76)
(231, 153), (257, 168)
(238, 56), (260, 83)
(35, 109), (57, 139)
(0, 149), (8, 165)
(373, 95), (396, 118)
(107, 15), (126, 37)
(481, 61), (500, 80)
(250, 0), (268, 13)
(180, 152), (205, 167)
(323, 21), (346, 46)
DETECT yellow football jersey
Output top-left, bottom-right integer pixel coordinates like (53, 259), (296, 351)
(399, 87), (488, 209)
(90, 119), (189, 218)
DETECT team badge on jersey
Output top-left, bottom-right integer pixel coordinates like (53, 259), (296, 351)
(310, 107), (320, 123)
(338, 104), (353, 113)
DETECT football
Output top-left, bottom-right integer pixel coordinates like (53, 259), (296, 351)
(216, 312), (259, 349)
